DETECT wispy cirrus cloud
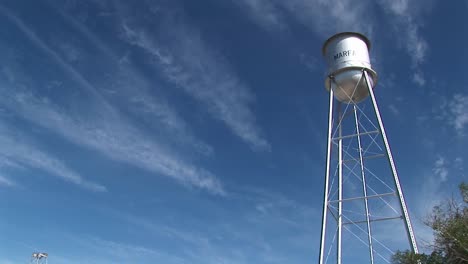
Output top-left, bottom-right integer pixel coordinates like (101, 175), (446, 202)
(119, 6), (271, 152)
(0, 122), (106, 192)
(235, 0), (373, 36)
(377, 0), (429, 86)
(433, 156), (449, 181)
(83, 236), (173, 260)
(436, 93), (468, 136)
(0, 89), (224, 195)
(412, 71), (426, 86)
(281, 0), (373, 36)
(0, 5), (224, 195)
(377, 0), (427, 63)
(448, 94), (468, 135)
(388, 104), (400, 116)
(0, 174), (16, 187)
(232, 0), (287, 32)
(47, 2), (213, 156)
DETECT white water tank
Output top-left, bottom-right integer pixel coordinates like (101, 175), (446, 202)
(322, 32), (378, 103)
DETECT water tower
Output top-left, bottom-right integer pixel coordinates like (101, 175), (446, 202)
(318, 32), (419, 264)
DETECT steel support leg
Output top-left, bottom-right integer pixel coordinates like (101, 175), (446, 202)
(319, 88), (335, 264)
(363, 70), (419, 253)
(337, 103), (343, 264)
(353, 104), (375, 264)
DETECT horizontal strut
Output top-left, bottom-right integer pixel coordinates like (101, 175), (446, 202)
(328, 192), (396, 203)
(332, 130), (379, 141)
(343, 216), (403, 225)
(342, 154), (386, 163)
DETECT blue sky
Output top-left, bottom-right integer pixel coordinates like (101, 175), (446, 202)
(0, 0), (467, 263)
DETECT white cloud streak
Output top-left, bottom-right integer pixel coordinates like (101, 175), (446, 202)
(449, 94), (468, 135)
(388, 104), (400, 116)
(1, 90), (224, 194)
(48, 3), (213, 156)
(235, 0), (373, 37)
(232, 0), (287, 32)
(119, 11), (270, 152)
(412, 71), (426, 86)
(377, 0), (428, 62)
(437, 93), (468, 136)
(0, 123), (106, 192)
(0, 174), (16, 187)
(376, 0), (429, 86)
(433, 156), (449, 182)
(0, 5), (114, 113)
(87, 237), (169, 259)
(0, 5), (224, 195)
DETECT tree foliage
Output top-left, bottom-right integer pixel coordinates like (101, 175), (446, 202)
(392, 183), (468, 264)
(391, 250), (446, 264)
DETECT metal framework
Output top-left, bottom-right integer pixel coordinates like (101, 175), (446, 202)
(318, 69), (418, 264)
